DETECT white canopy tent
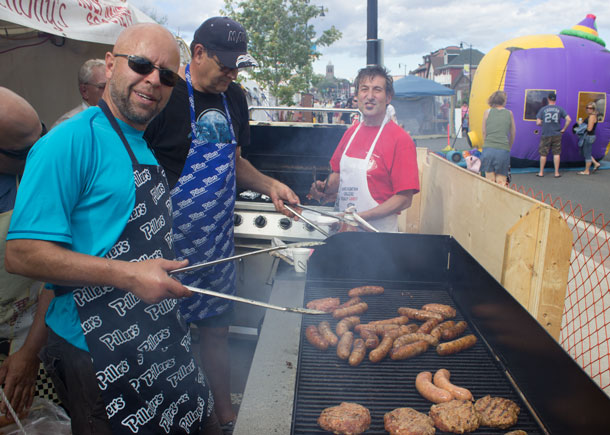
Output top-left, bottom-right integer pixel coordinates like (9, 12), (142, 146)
(0, 0), (154, 126)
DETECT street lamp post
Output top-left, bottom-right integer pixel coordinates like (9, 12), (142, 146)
(399, 63), (407, 77)
(459, 42), (472, 103)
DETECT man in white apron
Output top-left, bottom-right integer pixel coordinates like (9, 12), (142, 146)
(0, 87), (52, 419)
(309, 66), (420, 232)
(5, 25), (221, 434)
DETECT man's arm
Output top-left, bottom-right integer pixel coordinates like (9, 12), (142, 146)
(309, 172), (340, 204)
(509, 111), (516, 146)
(5, 239), (190, 304)
(356, 190), (415, 223)
(482, 109), (490, 139)
(234, 147), (299, 216)
(561, 115), (572, 133)
(0, 287), (52, 416)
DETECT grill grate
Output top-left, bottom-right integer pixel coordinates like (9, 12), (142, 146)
(291, 281), (543, 434)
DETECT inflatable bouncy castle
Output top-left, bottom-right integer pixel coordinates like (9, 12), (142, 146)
(468, 15), (610, 167)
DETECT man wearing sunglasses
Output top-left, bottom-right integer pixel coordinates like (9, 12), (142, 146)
(6, 24), (221, 434)
(145, 16), (299, 434)
(52, 58), (107, 128)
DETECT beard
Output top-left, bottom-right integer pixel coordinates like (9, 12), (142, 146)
(109, 81), (159, 127)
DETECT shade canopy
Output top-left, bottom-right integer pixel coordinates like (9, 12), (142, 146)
(394, 75), (455, 98)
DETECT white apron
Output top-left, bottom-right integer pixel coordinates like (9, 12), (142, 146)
(338, 112), (397, 232)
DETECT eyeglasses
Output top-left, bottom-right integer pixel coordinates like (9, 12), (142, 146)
(113, 54), (180, 87)
(209, 55), (238, 74)
(86, 82), (106, 90)
(586, 106), (594, 110)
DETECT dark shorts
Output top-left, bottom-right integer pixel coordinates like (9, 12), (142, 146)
(539, 135), (562, 156)
(190, 305), (235, 328)
(481, 148), (510, 176)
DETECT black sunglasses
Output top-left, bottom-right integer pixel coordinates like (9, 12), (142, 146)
(114, 54), (180, 87)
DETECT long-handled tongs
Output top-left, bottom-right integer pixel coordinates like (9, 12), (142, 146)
(185, 286), (326, 315)
(283, 204), (330, 237)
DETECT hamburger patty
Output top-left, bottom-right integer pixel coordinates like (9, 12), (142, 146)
(384, 407), (436, 435)
(429, 400), (480, 433)
(474, 395), (520, 429)
(318, 402), (371, 435)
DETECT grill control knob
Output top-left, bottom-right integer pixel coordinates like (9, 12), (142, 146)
(254, 215), (267, 228)
(279, 218), (292, 230)
(305, 223), (315, 232)
(234, 214), (243, 226)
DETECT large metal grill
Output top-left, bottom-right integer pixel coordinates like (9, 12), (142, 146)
(292, 280), (542, 434)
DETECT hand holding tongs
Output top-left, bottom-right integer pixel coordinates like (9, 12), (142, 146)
(185, 286), (326, 315)
(169, 245), (288, 275)
(345, 206), (380, 233)
(283, 204), (330, 237)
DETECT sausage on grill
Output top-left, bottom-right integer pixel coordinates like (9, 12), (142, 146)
(430, 320), (456, 341)
(306, 325), (329, 350)
(436, 334), (477, 356)
(336, 316), (360, 337)
(333, 302), (368, 319)
(336, 297), (362, 310)
(397, 307), (443, 321)
(417, 318), (441, 334)
(368, 316), (409, 326)
(415, 371), (454, 403)
(369, 333), (397, 363)
(348, 285), (384, 297)
(359, 328), (380, 350)
(393, 332), (439, 348)
(318, 321), (338, 346)
(433, 369), (473, 401)
(306, 297), (340, 312)
(422, 303), (457, 319)
(441, 320), (468, 340)
(389, 340), (429, 360)
(337, 331), (354, 360)
(348, 338), (367, 367)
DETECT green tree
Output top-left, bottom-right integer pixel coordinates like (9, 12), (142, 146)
(223, 0), (341, 105)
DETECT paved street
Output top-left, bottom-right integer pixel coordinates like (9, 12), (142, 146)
(415, 136), (610, 221)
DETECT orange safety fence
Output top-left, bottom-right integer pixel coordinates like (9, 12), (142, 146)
(510, 184), (610, 395)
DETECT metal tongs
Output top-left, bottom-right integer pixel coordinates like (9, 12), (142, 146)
(296, 203), (356, 226)
(169, 245), (288, 275)
(296, 204), (380, 233)
(185, 286), (326, 315)
(345, 206), (380, 233)
(283, 204), (330, 237)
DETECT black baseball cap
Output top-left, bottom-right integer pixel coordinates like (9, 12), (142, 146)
(192, 17), (258, 69)
(548, 92), (557, 101)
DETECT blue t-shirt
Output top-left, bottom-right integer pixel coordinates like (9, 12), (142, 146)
(7, 107), (157, 351)
(536, 105), (568, 137)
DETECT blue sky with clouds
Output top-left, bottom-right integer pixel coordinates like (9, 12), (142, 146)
(132, 0), (610, 81)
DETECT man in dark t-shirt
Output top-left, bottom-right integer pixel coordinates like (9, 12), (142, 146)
(536, 92), (571, 178)
(144, 17), (298, 433)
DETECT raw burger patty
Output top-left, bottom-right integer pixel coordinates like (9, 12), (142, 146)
(429, 399), (480, 433)
(474, 395), (520, 429)
(318, 402), (371, 435)
(384, 407), (435, 435)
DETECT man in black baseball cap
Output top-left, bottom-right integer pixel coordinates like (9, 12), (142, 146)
(145, 16), (298, 435)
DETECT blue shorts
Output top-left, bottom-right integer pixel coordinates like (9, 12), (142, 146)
(481, 148), (510, 176)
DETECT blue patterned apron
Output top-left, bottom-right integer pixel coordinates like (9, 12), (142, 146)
(54, 99), (213, 434)
(170, 64), (237, 322)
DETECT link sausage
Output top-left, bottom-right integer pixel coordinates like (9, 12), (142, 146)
(348, 285), (384, 297)
(333, 302), (368, 319)
(441, 320), (468, 340)
(355, 323), (399, 335)
(368, 316), (409, 326)
(305, 325), (329, 350)
(306, 297), (340, 312)
(393, 333), (438, 348)
(433, 369), (473, 401)
(417, 318), (441, 334)
(336, 316), (360, 337)
(422, 303), (456, 319)
(359, 328), (380, 350)
(318, 321), (338, 346)
(369, 334), (396, 362)
(336, 297), (362, 310)
(436, 334), (477, 356)
(389, 340), (429, 360)
(348, 338), (366, 366)
(337, 331), (354, 360)
(415, 371), (454, 403)
(430, 320), (456, 341)
(397, 307), (443, 321)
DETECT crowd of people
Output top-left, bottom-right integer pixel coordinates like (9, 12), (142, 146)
(1, 16), (421, 435)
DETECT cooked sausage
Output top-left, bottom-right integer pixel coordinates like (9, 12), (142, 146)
(397, 324), (420, 335)
(430, 320), (456, 341)
(417, 318), (441, 334)
(348, 338), (366, 366)
(441, 320), (468, 340)
(306, 325), (329, 350)
(348, 285), (384, 297)
(306, 297), (340, 312)
(336, 297), (362, 310)
(359, 328), (380, 349)
(389, 340), (429, 360)
(369, 334), (395, 362)
(318, 321), (338, 346)
(415, 371), (454, 403)
(422, 303), (457, 319)
(355, 323), (398, 334)
(337, 331), (354, 360)
(433, 369), (473, 401)
(436, 334), (477, 356)
(336, 316), (360, 337)
(397, 307), (443, 321)
(393, 333), (439, 348)
(368, 316), (409, 326)
(333, 302), (368, 319)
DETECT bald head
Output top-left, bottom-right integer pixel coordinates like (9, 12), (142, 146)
(113, 23), (180, 67)
(0, 87), (41, 151)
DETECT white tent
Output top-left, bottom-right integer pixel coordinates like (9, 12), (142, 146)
(0, 0), (154, 126)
